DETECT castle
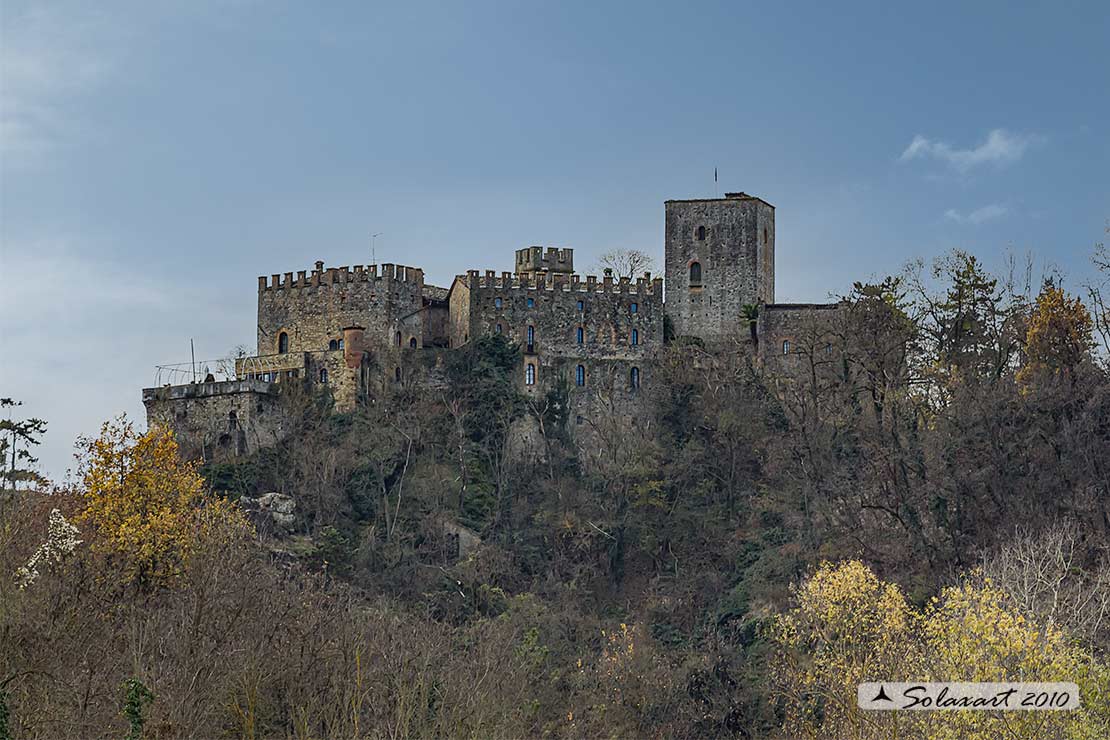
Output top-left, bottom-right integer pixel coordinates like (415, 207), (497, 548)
(144, 192), (837, 460)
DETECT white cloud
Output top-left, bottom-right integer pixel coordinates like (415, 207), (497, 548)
(944, 203), (1009, 225)
(900, 129), (1036, 172)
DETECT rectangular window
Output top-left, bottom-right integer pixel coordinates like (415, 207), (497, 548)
(577, 300), (584, 311)
(630, 302), (638, 313)
(494, 297), (502, 308)
(631, 329), (639, 346)
(527, 297), (535, 308)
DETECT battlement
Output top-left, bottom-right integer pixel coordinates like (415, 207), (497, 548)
(514, 246), (574, 276)
(258, 261), (424, 291)
(464, 269), (663, 298)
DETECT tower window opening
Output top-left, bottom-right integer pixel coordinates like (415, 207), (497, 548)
(527, 325), (535, 345)
(577, 300), (584, 311)
(576, 327), (584, 344)
(319, 368), (328, 384)
(631, 329), (639, 346)
(783, 340), (790, 355)
(395, 367), (402, 382)
(763, 227), (768, 245)
(338, 339), (344, 350)
(328, 339), (338, 351)
(526, 363), (536, 385)
(496, 323), (503, 334)
(576, 364), (586, 386)
(395, 331), (402, 347)
(696, 225), (706, 241)
(630, 302), (638, 314)
(527, 297), (535, 308)
(630, 366), (640, 390)
(495, 297), (503, 308)
(409, 337), (417, 348)
(278, 332), (289, 354)
(689, 261), (702, 286)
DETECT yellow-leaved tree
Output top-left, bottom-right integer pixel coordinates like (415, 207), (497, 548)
(77, 417), (250, 586)
(772, 560), (1110, 740)
(1018, 281), (1095, 385)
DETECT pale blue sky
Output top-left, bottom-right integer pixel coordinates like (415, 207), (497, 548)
(2, 0), (1108, 479)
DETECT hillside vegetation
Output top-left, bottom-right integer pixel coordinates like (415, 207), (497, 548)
(3, 249), (1110, 739)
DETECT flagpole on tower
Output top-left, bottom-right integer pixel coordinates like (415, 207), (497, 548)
(714, 167), (718, 198)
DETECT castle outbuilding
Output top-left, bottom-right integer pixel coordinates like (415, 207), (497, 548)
(143, 192), (839, 461)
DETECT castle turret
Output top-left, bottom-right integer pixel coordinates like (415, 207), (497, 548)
(515, 246), (574, 278)
(664, 192), (774, 343)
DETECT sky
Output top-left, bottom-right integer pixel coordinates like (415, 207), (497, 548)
(2, 0), (1108, 480)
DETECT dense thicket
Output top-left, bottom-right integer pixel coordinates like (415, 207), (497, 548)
(2, 248), (1109, 738)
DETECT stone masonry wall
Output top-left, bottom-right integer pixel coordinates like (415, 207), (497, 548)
(757, 302), (844, 378)
(665, 194), (775, 343)
(256, 262), (425, 357)
(143, 379), (287, 462)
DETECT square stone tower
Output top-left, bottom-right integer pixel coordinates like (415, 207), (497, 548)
(664, 192), (774, 342)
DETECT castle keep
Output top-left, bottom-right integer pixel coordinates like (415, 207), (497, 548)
(143, 192), (837, 460)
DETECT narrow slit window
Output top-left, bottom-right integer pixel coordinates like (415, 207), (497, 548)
(526, 363), (536, 385)
(631, 329), (639, 346)
(576, 365), (585, 386)
(576, 327), (584, 344)
(630, 366), (640, 390)
(696, 225), (706, 240)
(278, 332), (289, 354)
(319, 368), (328, 384)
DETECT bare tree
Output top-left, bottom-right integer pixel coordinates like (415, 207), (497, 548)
(980, 522), (1110, 650)
(594, 249), (656, 279)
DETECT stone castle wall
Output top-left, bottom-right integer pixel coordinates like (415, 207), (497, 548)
(256, 262), (425, 356)
(665, 194), (775, 343)
(143, 379), (287, 462)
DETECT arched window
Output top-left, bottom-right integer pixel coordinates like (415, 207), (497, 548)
(783, 340), (790, 355)
(696, 225), (706, 241)
(576, 365), (585, 387)
(576, 300), (584, 311)
(494, 297), (503, 308)
(409, 337), (417, 348)
(319, 368), (328, 384)
(395, 367), (402, 382)
(630, 366), (640, 390)
(395, 331), (402, 347)
(278, 332), (289, 354)
(496, 323), (503, 334)
(527, 325), (535, 346)
(576, 327), (584, 344)
(328, 339), (338, 351)
(689, 262), (702, 286)
(630, 302), (638, 314)
(631, 329), (639, 346)
(526, 363), (536, 385)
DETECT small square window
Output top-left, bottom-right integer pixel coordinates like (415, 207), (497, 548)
(494, 297), (502, 308)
